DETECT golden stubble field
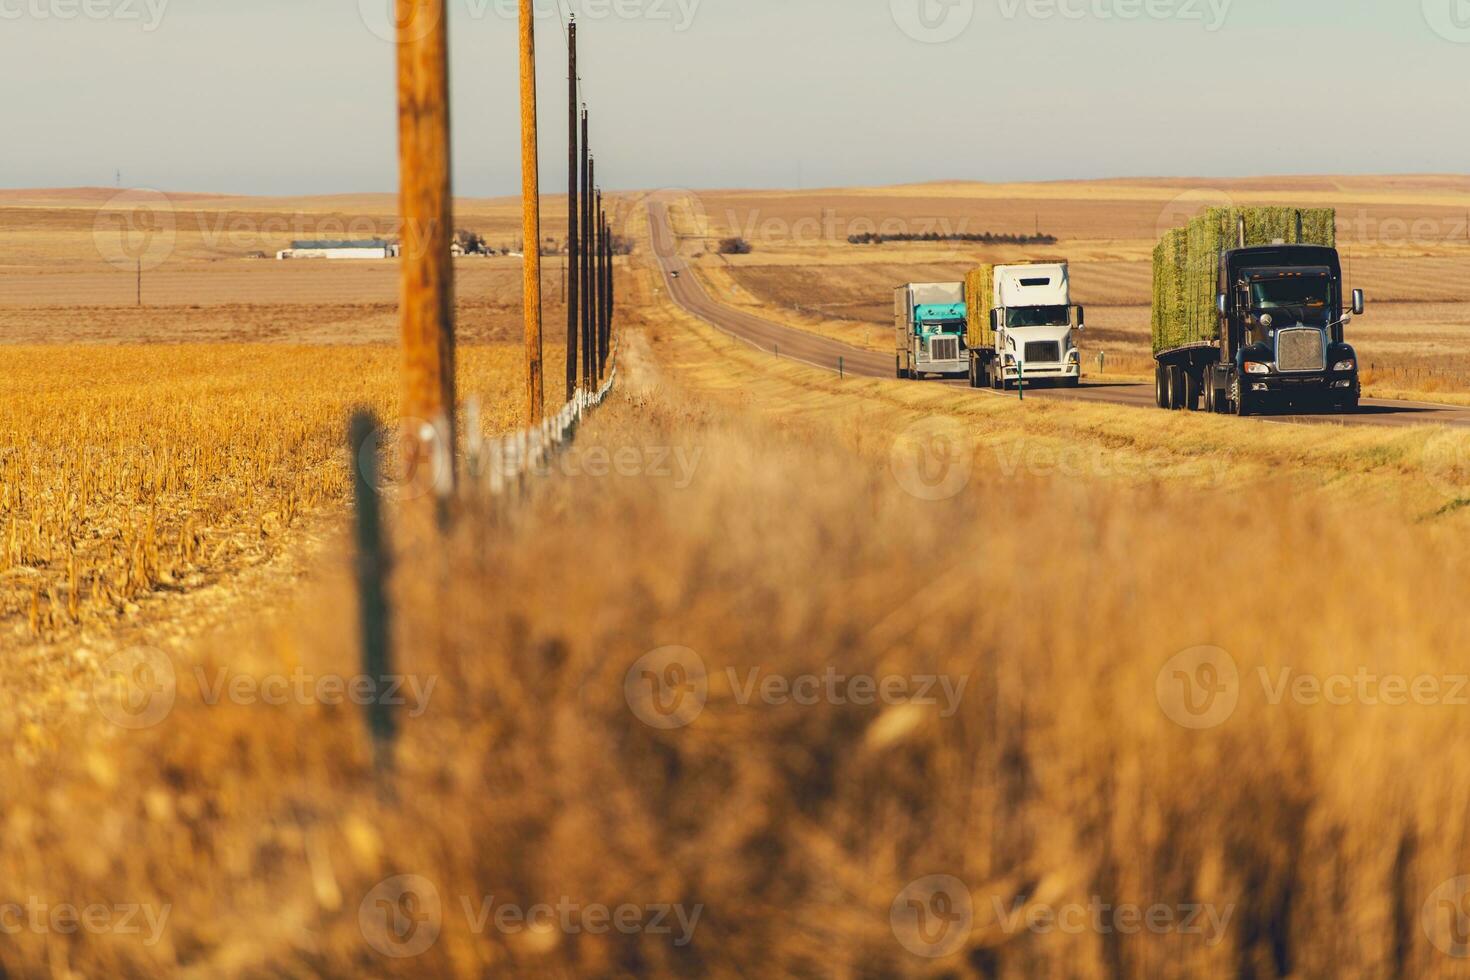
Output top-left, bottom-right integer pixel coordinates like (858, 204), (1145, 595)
(668, 176), (1470, 391)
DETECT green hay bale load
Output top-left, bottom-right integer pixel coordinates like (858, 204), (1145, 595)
(1151, 207), (1336, 355)
(965, 265), (995, 350)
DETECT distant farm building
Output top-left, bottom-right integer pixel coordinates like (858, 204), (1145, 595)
(276, 239), (396, 260)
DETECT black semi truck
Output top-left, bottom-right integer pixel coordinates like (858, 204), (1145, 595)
(1152, 207), (1365, 416)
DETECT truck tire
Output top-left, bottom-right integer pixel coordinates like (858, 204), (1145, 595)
(1231, 380), (1253, 417)
(1166, 365), (1187, 410)
(1183, 369), (1203, 412)
(1209, 370), (1229, 413)
(896, 357), (903, 380)
(1154, 364), (1168, 409)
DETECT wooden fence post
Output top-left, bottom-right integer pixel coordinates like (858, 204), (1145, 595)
(350, 412), (396, 773)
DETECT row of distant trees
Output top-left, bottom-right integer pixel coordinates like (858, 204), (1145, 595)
(848, 231), (1058, 245)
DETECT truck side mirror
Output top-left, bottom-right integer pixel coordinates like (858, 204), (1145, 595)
(990, 309), (1002, 330)
(1074, 305), (1085, 330)
(1352, 289), (1365, 316)
(1216, 294), (1227, 316)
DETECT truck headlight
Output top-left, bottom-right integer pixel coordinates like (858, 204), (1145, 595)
(1243, 361), (1271, 375)
(1066, 349), (1080, 363)
(1333, 359), (1356, 372)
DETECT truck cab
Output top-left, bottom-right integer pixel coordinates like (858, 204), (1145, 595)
(1208, 245), (1364, 414)
(990, 264), (1082, 388)
(895, 283), (968, 379)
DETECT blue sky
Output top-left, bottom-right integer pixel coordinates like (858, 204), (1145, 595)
(4, 0), (1466, 195)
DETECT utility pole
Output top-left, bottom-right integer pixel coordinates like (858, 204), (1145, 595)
(587, 163), (599, 386)
(607, 208), (616, 342)
(597, 196), (608, 375)
(395, 0), (457, 502)
(605, 207), (614, 361)
(580, 125), (593, 389)
(518, 0), (544, 423)
(565, 20), (579, 401)
(136, 256), (141, 307)
(592, 192), (603, 380)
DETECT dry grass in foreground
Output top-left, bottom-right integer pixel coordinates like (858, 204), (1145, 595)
(4, 309), (1470, 976)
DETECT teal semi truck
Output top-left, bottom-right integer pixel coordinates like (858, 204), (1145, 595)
(895, 282), (967, 380)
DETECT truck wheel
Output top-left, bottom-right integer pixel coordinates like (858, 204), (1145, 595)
(1232, 381), (1253, 417)
(1183, 369), (1202, 411)
(896, 357), (903, 380)
(1154, 364), (1168, 409)
(1166, 365), (1186, 410)
(1203, 378), (1214, 412)
(1209, 371), (1229, 413)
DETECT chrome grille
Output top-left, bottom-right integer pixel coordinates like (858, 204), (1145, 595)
(929, 336), (960, 361)
(1024, 341), (1061, 364)
(1277, 328), (1325, 373)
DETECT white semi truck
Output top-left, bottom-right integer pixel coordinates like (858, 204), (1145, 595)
(894, 282), (968, 380)
(965, 262), (1083, 389)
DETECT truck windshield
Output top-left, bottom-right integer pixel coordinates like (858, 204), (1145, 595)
(1006, 306), (1069, 328)
(1249, 276), (1332, 326)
